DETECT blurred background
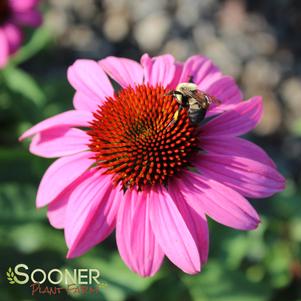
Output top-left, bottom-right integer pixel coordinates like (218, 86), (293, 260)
(0, 0), (300, 300)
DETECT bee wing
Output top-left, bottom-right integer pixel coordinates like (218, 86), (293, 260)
(188, 88), (222, 106)
(181, 87), (222, 108)
(208, 95), (222, 106)
(180, 87), (203, 100)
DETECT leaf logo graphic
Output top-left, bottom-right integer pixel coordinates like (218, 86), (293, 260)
(6, 267), (16, 284)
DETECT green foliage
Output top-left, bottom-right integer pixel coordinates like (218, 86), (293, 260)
(183, 261), (271, 301)
(2, 67), (46, 107)
(11, 26), (52, 66)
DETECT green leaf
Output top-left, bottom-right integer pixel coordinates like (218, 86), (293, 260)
(0, 183), (45, 226)
(10, 26), (52, 66)
(182, 261), (272, 301)
(72, 252), (157, 301)
(2, 67), (46, 107)
(138, 274), (192, 301)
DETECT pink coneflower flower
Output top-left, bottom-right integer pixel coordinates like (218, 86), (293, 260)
(0, 0), (42, 68)
(20, 54), (285, 277)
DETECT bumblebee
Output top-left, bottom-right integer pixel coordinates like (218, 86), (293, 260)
(166, 83), (221, 126)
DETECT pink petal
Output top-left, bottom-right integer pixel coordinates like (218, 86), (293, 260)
(73, 91), (100, 112)
(140, 53), (153, 84)
(99, 56), (144, 88)
(195, 153), (285, 198)
(12, 10), (42, 27)
(116, 189), (164, 277)
(179, 171), (260, 230)
(29, 127), (90, 158)
(168, 181), (209, 264)
(200, 136), (276, 168)
(9, 0), (39, 11)
(47, 176), (87, 229)
(2, 23), (23, 54)
(149, 186), (200, 274)
(200, 76), (242, 116)
(36, 152), (93, 208)
(201, 96), (263, 137)
(47, 188), (71, 229)
(19, 110), (93, 141)
(180, 55), (221, 84)
(141, 53), (176, 87)
(168, 62), (183, 89)
(67, 59), (114, 111)
(65, 170), (121, 258)
(0, 29), (9, 68)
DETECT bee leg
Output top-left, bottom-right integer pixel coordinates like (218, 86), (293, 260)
(168, 105), (183, 127)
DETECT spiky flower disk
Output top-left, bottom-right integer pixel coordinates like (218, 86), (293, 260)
(88, 84), (199, 190)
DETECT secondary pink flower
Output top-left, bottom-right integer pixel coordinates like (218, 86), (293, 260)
(20, 54), (285, 277)
(0, 0), (42, 68)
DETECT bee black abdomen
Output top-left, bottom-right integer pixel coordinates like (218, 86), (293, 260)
(188, 107), (207, 125)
